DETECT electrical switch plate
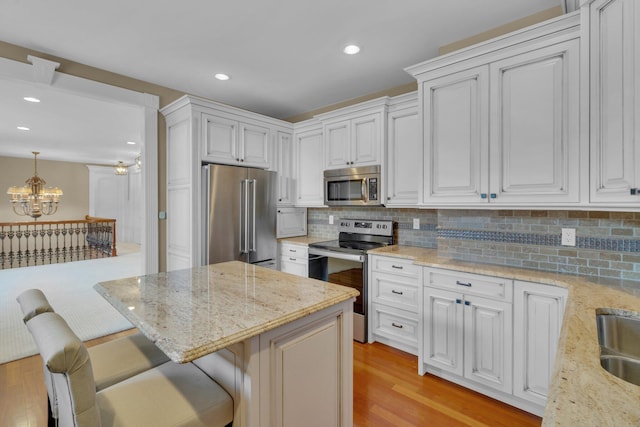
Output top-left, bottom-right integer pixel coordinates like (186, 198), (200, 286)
(329, 215), (334, 225)
(413, 218), (420, 230)
(561, 228), (576, 246)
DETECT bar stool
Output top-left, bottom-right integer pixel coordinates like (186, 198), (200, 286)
(17, 289), (170, 423)
(27, 312), (234, 427)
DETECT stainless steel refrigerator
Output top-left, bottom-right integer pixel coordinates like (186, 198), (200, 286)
(202, 164), (277, 268)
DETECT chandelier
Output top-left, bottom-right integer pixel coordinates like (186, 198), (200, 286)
(114, 161), (128, 175)
(6, 151), (63, 219)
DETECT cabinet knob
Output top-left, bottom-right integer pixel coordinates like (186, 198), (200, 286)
(236, 158), (240, 162)
(456, 299), (462, 304)
(631, 188), (638, 195)
(481, 193), (487, 199)
(387, 197), (391, 200)
(464, 301), (471, 306)
(490, 193), (497, 199)
(240, 159), (244, 162)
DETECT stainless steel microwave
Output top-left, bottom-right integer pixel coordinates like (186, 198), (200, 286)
(324, 165), (381, 206)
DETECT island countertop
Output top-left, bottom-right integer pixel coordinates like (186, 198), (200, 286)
(369, 245), (640, 426)
(94, 261), (359, 363)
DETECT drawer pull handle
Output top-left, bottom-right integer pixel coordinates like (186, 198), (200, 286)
(289, 257), (296, 261)
(456, 280), (472, 287)
(464, 301), (471, 306)
(391, 265), (404, 270)
(391, 290), (403, 295)
(289, 249), (297, 253)
(391, 322), (403, 329)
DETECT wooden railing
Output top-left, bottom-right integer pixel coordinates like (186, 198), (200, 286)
(0, 215), (117, 270)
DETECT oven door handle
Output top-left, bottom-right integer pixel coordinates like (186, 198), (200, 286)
(308, 247), (365, 263)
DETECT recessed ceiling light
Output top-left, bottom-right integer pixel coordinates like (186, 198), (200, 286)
(215, 73), (230, 81)
(343, 45), (361, 55)
(23, 97), (40, 103)
(17, 126), (30, 131)
(127, 141), (137, 145)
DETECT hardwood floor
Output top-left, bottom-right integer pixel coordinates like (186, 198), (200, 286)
(0, 330), (541, 427)
(354, 342), (541, 427)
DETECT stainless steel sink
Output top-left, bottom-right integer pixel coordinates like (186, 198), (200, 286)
(596, 309), (640, 386)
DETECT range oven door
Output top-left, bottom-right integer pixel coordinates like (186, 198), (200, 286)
(307, 247), (367, 343)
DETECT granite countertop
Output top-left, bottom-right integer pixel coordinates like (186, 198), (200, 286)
(369, 245), (640, 426)
(95, 261), (358, 363)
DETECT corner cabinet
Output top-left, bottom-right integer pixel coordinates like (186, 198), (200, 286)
(587, 0), (640, 205)
(161, 95), (292, 270)
(513, 280), (567, 408)
(293, 120), (325, 207)
(408, 14), (582, 208)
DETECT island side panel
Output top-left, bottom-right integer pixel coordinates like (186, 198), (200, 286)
(258, 299), (354, 427)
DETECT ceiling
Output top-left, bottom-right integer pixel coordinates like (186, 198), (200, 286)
(0, 0), (562, 164)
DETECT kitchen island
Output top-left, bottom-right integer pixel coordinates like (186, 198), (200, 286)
(95, 261), (358, 427)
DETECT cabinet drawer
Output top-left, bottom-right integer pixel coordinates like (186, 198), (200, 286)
(369, 255), (421, 279)
(425, 268), (513, 302)
(370, 303), (419, 350)
(280, 257), (308, 277)
(280, 244), (308, 259)
(370, 272), (420, 313)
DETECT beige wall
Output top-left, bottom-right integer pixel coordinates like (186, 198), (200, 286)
(0, 156), (89, 221)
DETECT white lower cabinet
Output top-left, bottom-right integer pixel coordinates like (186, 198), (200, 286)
(368, 255), (421, 355)
(422, 268), (513, 395)
(279, 242), (308, 277)
(513, 280), (567, 409)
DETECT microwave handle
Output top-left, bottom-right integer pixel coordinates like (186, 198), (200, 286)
(362, 178), (368, 203)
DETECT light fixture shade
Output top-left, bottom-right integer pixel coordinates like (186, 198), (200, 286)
(114, 161), (128, 175)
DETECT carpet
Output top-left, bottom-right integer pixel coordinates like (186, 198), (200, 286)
(0, 251), (141, 364)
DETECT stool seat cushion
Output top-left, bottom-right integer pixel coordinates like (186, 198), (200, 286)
(97, 361), (234, 427)
(89, 332), (170, 391)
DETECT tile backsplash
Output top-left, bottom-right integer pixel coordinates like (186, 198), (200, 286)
(307, 208), (640, 281)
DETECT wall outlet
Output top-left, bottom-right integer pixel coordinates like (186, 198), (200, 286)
(329, 215), (334, 225)
(413, 218), (420, 230)
(561, 228), (576, 246)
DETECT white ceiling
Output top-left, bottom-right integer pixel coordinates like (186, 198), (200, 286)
(0, 0), (562, 163)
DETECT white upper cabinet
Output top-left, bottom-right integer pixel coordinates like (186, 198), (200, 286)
(489, 38), (580, 204)
(202, 113), (270, 169)
(275, 130), (295, 206)
(294, 121), (325, 207)
(318, 98), (388, 171)
(408, 14), (582, 208)
(423, 66), (489, 204)
(386, 93), (421, 206)
(588, 0), (640, 204)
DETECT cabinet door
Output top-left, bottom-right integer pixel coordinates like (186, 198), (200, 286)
(295, 128), (325, 206)
(386, 107), (420, 205)
(276, 208), (307, 238)
(324, 120), (350, 169)
(423, 66), (489, 204)
(423, 287), (463, 376)
(240, 122), (270, 168)
(350, 113), (380, 166)
(489, 39), (580, 204)
(590, 0), (640, 204)
(463, 295), (513, 393)
(513, 281), (567, 407)
(276, 131), (294, 205)
(202, 114), (238, 164)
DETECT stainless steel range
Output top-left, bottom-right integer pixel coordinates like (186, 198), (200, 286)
(308, 219), (394, 342)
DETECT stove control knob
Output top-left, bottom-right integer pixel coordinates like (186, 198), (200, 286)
(383, 225), (387, 229)
(376, 224), (381, 229)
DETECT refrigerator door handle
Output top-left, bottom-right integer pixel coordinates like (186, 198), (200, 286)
(240, 179), (249, 254)
(250, 179), (257, 252)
